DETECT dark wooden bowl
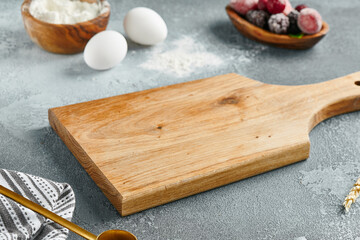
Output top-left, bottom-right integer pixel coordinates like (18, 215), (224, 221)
(21, 0), (110, 54)
(226, 5), (329, 50)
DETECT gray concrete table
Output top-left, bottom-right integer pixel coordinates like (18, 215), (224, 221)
(1, 0), (360, 239)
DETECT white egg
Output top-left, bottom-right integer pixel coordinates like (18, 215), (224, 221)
(124, 7), (167, 45)
(84, 30), (128, 70)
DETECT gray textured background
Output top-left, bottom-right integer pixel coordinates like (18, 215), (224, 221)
(1, 0), (360, 239)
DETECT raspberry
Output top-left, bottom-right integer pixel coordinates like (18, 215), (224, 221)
(246, 10), (270, 29)
(283, 0), (292, 15)
(229, 0), (259, 15)
(258, 0), (267, 11)
(297, 8), (322, 34)
(266, 0), (286, 14)
(268, 13), (289, 34)
(287, 10), (301, 34)
(295, 4), (308, 12)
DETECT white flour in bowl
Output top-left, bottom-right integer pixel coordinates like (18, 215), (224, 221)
(29, 0), (107, 24)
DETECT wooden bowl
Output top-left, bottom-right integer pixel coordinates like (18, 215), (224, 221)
(225, 5), (329, 50)
(21, 0), (110, 54)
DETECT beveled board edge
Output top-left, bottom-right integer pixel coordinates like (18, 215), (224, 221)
(48, 109), (125, 215)
(121, 140), (310, 216)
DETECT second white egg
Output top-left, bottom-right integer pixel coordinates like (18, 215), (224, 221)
(124, 7), (168, 45)
(84, 30), (128, 70)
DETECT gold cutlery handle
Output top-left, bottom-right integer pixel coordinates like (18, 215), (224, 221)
(0, 185), (97, 240)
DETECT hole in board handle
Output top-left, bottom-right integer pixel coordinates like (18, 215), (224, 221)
(355, 81), (360, 86)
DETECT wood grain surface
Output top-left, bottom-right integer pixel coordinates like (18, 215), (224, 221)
(49, 72), (360, 216)
(226, 6), (329, 50)
(21, 0), (110, 54)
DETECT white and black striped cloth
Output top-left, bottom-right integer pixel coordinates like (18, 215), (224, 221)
(0, 169), (75, 240)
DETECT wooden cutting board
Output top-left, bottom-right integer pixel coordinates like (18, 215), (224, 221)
(49, 72), (360, 216)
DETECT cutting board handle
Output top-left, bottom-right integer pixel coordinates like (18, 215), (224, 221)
(302, 71), (360, 131)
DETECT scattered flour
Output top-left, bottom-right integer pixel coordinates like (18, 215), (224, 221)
(300, 165), (359, 200)
(140, 36), (223, 77)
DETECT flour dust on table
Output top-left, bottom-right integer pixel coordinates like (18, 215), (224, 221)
(294, 237), (307, 240)
(140, 36), (224, 77)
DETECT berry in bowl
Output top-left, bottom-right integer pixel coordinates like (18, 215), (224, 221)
(226, 0), (329, 49)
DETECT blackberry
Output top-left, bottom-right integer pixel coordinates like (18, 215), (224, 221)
(287, 10), (301, 34)
(246, 10), (270, 29)
(268, 13), (289, 34)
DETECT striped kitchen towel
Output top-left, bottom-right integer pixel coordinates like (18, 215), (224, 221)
(0, 169), (75, 240)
